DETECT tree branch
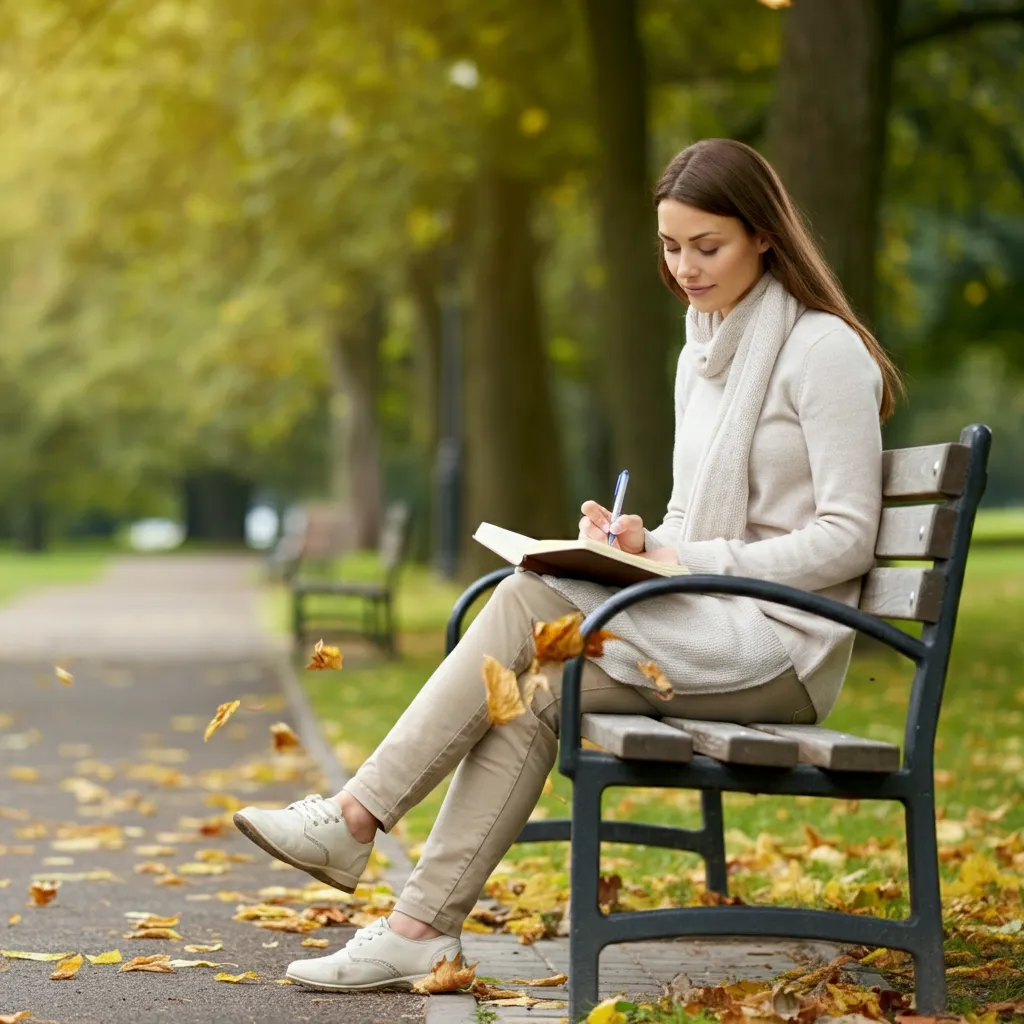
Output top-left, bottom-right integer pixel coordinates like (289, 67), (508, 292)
(897, 2), (1024, 50)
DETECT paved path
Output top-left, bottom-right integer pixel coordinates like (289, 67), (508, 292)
(0, 555), (846, 1024)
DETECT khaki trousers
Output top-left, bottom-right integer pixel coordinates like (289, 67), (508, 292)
(344, 570), (814, 936)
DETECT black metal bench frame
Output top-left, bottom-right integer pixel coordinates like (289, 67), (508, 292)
(445, 424), (991, 1018)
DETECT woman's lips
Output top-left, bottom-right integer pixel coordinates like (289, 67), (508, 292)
(683, 284), (714, 295)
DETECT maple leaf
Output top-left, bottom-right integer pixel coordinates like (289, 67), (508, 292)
(533, 613), (617, 662)
(119, 954), (174, 973)
(55, 666), (74, 686)
(306, 639), (343, 671)
(412, 952), (478, 993)
(50, 953), (84, 980)
(637, 660), (674, 700)
(203, 700), (241, 742)
(270, 722), (302, 753)
(28, 881), (59, 907)
(482, 655), (526, 726)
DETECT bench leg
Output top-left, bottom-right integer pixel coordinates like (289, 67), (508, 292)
(568, 775), (603, 1021)
(906, 793), (947, 1013)
(701, 790), (728, 895)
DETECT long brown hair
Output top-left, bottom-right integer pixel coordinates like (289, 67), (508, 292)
(654, 139), (903, 421)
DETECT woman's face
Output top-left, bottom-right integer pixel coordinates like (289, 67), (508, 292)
(657, 199), (769, 318)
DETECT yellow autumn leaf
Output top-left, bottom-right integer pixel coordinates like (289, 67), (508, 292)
(7, 767), (40, 782)
(0, 1012), (32, 1023)
(124, 913), (179, 928)
(203, 700), (241, 742)
(86, 949), (121, 965)
(168, 959), (238, 968)
(123, 928), (182, 940)
(533, 613), (617, 662)
(50, 952), (84, 980)
(119, 954), (174, 973)
(8, 914), (21, 926)
(183, 942), (223, 953)
(214, 971), (260, 983)
(637, 660), (674, 700)
(305, 639), (343, 671)
(300, 938), (329, 948)
(55, 666), (74, 686)
(412, 953), (478, 993)
(270, 722), (302, 753)
(587, 997), (629, 1024)
(521, 659), (551, 709)
(504, 972), (568, 986)
(482, 655), (526, 726)
(2, 949), (75, 960)
(28, 881), (59, 906)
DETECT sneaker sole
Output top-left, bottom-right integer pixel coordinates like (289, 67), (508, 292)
(284, 969), (434, 992)
(232, 812), (359, 894)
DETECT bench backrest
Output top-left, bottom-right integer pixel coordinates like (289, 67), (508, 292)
(298, 500), (411, 580)
(862, 425), (991, 765)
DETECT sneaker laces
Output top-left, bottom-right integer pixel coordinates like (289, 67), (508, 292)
(348, 917), (389, 947)
(287, 794), (342, 827)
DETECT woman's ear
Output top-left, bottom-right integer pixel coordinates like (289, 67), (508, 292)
(756, 234), (771, 254)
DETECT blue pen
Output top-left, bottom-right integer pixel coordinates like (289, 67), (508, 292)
(607, 469), (629, 545)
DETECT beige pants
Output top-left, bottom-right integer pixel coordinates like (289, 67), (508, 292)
(344, 570), (814, 936)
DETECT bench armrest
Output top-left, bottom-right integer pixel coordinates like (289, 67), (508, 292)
(445, 567), (516, 655)
(558, 572), (927, 776)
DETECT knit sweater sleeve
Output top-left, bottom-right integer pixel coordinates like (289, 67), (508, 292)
(643, 351), (688, 553)
(673, 329), (883, 592)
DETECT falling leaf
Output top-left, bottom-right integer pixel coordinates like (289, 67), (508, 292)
(28, 882), (59, 907)
(305, 639), (343, 671)
(482, 655), (526, 726)
(270, 723), (302, 753)
(119, 954), (174, 973)
(86, 950), (121, 965)
(2, 950), (75, 960)
(533, 613), (618, 662)
(183, 942), (223, 954)
(215, 971), (260, 983)
(55, 666), (74, 686)
(300, 938), (329, 948)
(204, 701), (241, 742)
(637, 660), (674, 700)
(50, 953), (84, 980)
(412, 953), (478, 994)
(7, 915), (20, 926)
(521, 659), (551, 709)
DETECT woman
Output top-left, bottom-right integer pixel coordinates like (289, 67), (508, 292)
(234, 138), (902, 992)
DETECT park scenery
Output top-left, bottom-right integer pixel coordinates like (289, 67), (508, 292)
(1, 1), (1024, 1023)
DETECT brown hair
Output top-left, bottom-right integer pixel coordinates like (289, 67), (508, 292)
(654, 138), (903, 421)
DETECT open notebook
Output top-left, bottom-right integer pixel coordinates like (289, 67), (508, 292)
(473, 522), (690, 588)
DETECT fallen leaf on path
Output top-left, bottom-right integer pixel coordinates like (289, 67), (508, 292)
(204, 701), (241, 742)
(257, 919), (321, 934)
(177, 862), (229, 876)
(214, 971), (259, 983)
(7, 768), (39, 782)
(55, 667), (74, 686)
(0, 1013), (32, 1023)
(638, 660), (674, 700)
(123, 929), (181, 941)
(183, 943), (223, 953)
(482, 656), (525, 726)
(133, 862), (168, 875)
(31, 870), (114, 882)
(300, 938), (329, 948)
(533, 613), (618, 661)
(124, 913), (179, 928)
(28, 882), (58, 907)
(168, 960), (237, 968)
(2, 950), (74, 961)
(412, 953), (478, 994)
(85, 950), (121, 965)
(134, 845), (177, 857)
(470, 980), (524, 1000)
(306, 640), (342, 671)
(270, 723), (302, 753)
(119, 954), (174, 973)
(7, 915), (20, 926)
(586, 998), (629, 1024)
(503, 972), (568, 986)
(50, 953), (84, 980)
(155, 874), (186, 887)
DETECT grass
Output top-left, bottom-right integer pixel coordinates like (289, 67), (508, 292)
(973, 507), (1024, 544)
(0, 545), (112, 606)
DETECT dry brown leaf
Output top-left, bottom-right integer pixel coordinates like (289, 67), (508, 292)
(28, 881), (59, 907)
(123, 928), (182, 941)
(50, 953), (84, 980)
(86, 950), (121, 965)
(183, 942), (223, 954)
(637, 660), (674, 700)
(946, 957), (1021, 980)
(598, 874), (623, 908)
(303, 906), (350, 927)
(470, 980), (526, 1000)
(521, 660), (551, 709)
(155, 874), (186, 887)
(203, 701), (241, 742)
(300, 938), (329, 948)
(305, 639), (343, 671)
(270, 723), (302, 753)
(133, 862), (168, 875)
(214, 971), (259, 983)
(482, 655), (526, 726)
(503, 972), (568, 986)
(119, 954), (174, 973)
(533, 613), (618, 662)
(257, 919), (321, 934)
(55, 666), (74, 686)
(412, 953), (478, 994)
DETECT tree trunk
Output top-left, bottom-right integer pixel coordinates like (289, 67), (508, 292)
(183, 471), (251, 543)
(326, 297), (385, 551)
(582, 0), (675, 528)
(767, 0), (899, 327)
(458, 169), (566, 581)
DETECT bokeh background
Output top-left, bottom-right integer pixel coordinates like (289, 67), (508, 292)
(0, 0), (1022, 577)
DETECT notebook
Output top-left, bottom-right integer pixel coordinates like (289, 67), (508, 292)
(472, 522), (690, 588)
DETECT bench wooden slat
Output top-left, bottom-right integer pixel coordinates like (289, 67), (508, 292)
(662, 719), (798, 767)
(875, 505), (956, 561)
(581, 714), (693, 762)
(748, 724), (900, 772)
(859, 567), (945, 622)
(882, 443), (969, 501)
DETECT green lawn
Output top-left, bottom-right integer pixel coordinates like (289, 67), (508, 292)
(0, 547), (111, 606)
(300, 545), (1024, 1014)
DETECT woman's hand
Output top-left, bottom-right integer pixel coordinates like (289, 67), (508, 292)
(641, 545), (681, 566)
(579, 500), (645, 555)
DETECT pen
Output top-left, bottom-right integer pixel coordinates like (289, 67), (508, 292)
(607, 469), (629, 545)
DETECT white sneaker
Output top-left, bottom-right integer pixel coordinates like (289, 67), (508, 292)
(286, 917), (462, 991)
(233, 794), (373, 893)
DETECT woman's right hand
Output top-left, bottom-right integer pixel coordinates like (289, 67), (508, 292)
(579, 500), (645, 554)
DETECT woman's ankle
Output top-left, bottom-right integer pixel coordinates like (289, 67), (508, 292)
(388, 911), (444, 941)
(331, 791), (380, 845)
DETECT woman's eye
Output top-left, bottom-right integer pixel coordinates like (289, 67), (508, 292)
(699, 247), (719, 256)
(663, 243), (680, 254)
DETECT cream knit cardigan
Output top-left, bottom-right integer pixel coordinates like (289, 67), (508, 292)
(543, 308), (884, 723)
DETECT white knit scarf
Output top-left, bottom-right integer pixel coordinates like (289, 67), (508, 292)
(682, 271), (804, 544)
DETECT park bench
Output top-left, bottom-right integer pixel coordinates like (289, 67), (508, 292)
(446, 424), (991, 1018)
(287, 501), (411, 658)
